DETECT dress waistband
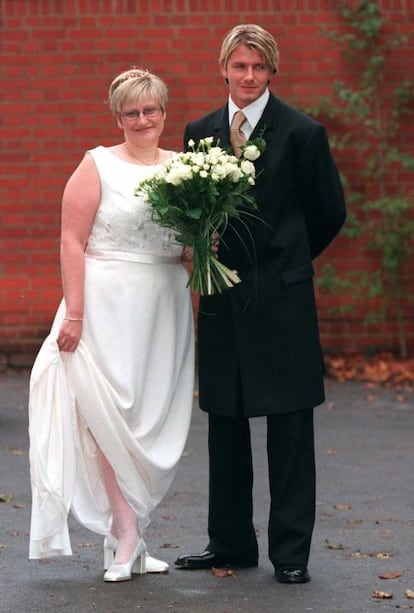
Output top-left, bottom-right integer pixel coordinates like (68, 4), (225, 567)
(85, 247), (181, 265)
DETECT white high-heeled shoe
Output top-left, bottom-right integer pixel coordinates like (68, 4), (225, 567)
(104, 533), (169, 574)
(143, 552), (170, 573)
(103, 538), (146, 582)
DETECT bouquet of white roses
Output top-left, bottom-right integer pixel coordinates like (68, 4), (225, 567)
(135, 136), (265, 295)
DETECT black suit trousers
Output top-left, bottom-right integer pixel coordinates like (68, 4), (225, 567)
(207, 408), (315, 569)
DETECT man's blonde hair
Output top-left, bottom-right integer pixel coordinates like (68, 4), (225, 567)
(219, 24), (279, 74)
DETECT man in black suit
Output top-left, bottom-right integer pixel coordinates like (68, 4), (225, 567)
(175, 24), (346, 583)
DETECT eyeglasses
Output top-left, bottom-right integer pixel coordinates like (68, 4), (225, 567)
(119, 107), (161, 121)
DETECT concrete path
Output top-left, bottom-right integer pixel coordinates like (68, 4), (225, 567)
(0, 372), (413, 612)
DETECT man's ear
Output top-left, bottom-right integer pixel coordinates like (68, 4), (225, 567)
(267, 71), (277, 86)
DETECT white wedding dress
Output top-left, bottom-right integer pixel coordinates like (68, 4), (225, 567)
(28, 146), (195, 559)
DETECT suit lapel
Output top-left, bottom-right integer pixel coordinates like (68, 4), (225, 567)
(213, 105), (231, 149)
(248, 95), (280, 175)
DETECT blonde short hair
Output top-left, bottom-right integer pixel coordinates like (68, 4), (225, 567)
(108, 68), (168, 114)
(219, 24), (279, 74)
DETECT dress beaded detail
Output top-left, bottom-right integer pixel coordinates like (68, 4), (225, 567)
(28, 146), (195, 558)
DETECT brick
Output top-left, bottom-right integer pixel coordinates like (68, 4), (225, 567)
(0, 0), (413, 363)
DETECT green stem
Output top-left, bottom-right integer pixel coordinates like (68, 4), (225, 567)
(187, 241), (241, 295)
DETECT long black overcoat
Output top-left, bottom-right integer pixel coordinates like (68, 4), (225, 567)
(184, 94), (346, 418)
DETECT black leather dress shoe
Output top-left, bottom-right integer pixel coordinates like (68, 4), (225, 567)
(175, 550), (258, 570)
(275, 568), (311, 584)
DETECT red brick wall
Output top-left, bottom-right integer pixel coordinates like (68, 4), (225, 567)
(1, 0), (413, 367)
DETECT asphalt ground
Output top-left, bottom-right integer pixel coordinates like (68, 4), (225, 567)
(0, 371), (414, 613)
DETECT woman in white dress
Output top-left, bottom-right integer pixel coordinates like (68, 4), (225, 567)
(28, 68), (195, 582)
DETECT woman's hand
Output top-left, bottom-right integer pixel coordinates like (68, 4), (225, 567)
(181, 246), (193, 262)
(181, 234), (219, 263)
(57, 318), (83, 352)
(211, 232), (219, 254)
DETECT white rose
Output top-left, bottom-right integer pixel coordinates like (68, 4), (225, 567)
(211, 164), (227, 179)
(166, 164), (193, 185)
(206, 152), (220, 166)
(242, 145), (260, 161)
(230, 167), (244, 182)
(151, 167), (167, 181)
(240, 159), (256, 177)
(222, 161), (239, 178)
(166, 172), (183, 186)
(209, 147), (223, 157)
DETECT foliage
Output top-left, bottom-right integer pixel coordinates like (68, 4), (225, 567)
(307, 0), (414, 357)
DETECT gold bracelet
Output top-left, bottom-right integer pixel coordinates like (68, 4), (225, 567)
(64, 317), (83, 321)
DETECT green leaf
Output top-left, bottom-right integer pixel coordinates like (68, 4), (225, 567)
(185, 208), (203, 220)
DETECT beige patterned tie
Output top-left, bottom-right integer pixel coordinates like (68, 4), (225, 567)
(230, 111), (247, 158)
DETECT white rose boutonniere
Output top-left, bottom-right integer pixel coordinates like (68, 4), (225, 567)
(242, 144), (261, 161)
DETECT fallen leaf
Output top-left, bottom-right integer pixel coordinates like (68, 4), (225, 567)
(325, 539), (345, 550)
(212, 567), (235, 577)
(371, 551), (393, 559)
(161, 514), (177, 521)
(378, 570), (403, 579)
(325, 448), (337, 455)
(0, 494), (12, 503)
(406, 589), (414, 599)
(379, 529), (395, 538)
(372, 590), (393, 599)
(77, 542), (95, 548)
(13, 503), (26, 509)
(333, 504), (352, 511)
(160, 543), (179, 549)
(6, 446), (25, 456)
(346, 519), (363, 528)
